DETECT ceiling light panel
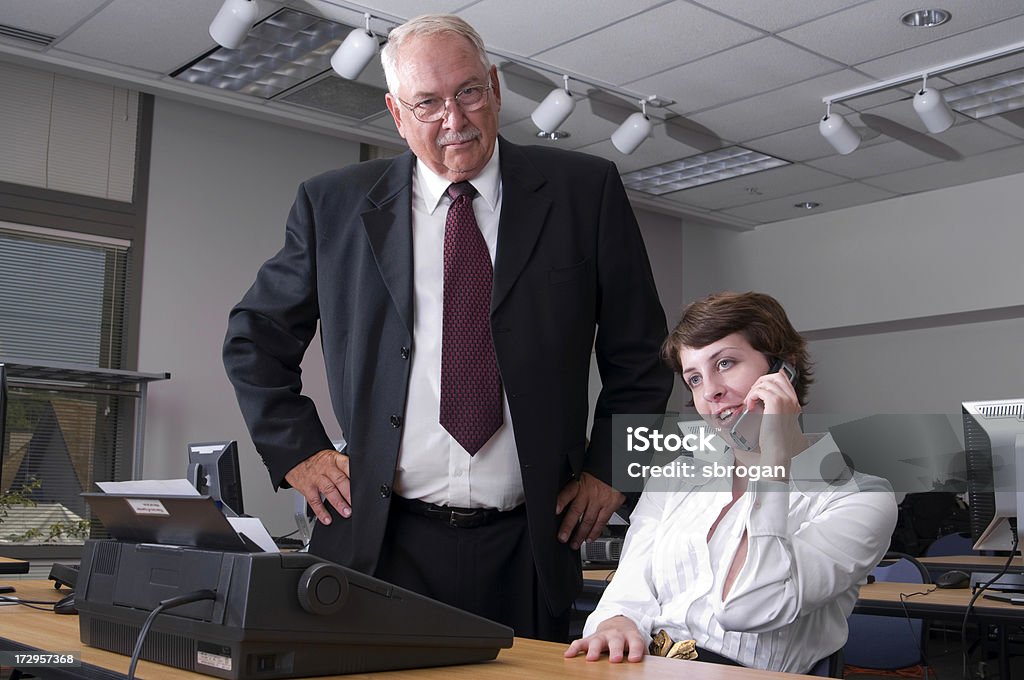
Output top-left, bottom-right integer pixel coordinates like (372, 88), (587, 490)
(175, 9), (349, 99)
(621, 147), (790, 195)
(942, 67), (1024, 119)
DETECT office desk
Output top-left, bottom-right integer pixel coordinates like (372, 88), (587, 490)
(0, 581), (816, 680)
(918, 555), (1024, 574)
(856, 581), (1024, 679)
(0, 557), (30, 575)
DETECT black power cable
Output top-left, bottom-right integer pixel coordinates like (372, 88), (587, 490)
(961, 523), (1019, 680)
(127, 589), (217, 680)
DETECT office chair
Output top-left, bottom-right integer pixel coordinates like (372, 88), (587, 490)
(809, 648), (845, 678)
(844, 552), (931, 678)
(924, 531), (975, 557)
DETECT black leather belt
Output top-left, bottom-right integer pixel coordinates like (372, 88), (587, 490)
(392, 495), (523, 529)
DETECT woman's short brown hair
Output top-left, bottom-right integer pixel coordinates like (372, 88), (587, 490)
(662, 291), (814, 405)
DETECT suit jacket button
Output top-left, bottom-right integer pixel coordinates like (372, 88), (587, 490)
(379, 484), (391, 498)
(390, 414), (402, 428)
(400, 346), (410, 360)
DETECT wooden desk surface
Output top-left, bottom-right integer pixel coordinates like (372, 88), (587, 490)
(856, 581), (1024, 622)
(0, 581), (816, 680)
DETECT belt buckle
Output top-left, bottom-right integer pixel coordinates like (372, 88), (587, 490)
(448, 508), (477, 527)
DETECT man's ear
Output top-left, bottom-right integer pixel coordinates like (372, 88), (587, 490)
(384, 93), (407, 139)
(488, 64), (501, 112)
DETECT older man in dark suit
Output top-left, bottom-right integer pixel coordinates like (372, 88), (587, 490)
(223, 14), (671, 642)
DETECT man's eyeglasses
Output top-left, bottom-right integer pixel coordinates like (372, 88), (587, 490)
(397, 84), (492, 123)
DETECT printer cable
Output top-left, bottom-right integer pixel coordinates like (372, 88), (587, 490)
(128, 588), (217, 680)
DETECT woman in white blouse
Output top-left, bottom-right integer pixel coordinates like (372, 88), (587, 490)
(565, 291), (897, 673)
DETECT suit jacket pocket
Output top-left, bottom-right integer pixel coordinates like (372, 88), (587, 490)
(548, 257), (591, 286)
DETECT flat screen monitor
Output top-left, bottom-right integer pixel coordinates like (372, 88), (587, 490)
(963, 399), (1024, 552)
(0, 364), (6, 490)
(187, 440), (244, 518)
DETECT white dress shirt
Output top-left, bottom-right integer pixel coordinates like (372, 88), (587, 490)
(394, 147), (525, 511)
(583, 433), (897, 673)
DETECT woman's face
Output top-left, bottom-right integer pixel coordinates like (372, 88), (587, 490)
(678, 332), (771, 432)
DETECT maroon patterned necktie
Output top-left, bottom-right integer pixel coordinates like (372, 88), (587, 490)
(439, 181), (503, 455)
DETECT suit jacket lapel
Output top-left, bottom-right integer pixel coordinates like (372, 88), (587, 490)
(493, 138), (550, 312)
(362, 151), (415, 335)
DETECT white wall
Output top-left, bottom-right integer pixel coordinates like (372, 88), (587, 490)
(140, 97), (357, 534)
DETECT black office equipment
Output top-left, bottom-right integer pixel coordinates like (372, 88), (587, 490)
(187, 441), (245, 517)
(81, 493), (259, 552)
(74, 539), (513, 679)
(962, 399), (1024, 551)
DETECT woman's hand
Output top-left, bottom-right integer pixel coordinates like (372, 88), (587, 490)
(563, 615), (647, 663)
(742, 370), (804, 471)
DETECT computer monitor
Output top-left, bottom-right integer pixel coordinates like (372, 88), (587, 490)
(0, 364), (6, 489)
(963, 399), (1024, 552)
(187, 440), (245, 517)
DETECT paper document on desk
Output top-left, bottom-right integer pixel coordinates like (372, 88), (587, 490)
(92, 479), (279, 553)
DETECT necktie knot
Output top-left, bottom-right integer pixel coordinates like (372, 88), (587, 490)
(447, 181), (477, 201)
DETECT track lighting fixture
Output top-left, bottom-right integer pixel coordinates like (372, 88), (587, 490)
(820, 39), (1024, 155)
(819, 101), (861, 155)
(913, 75), (955, 134)
(209, 0), (258, 50)
(611, 97), (654, 155)
(531, 75), (575, 135)
(331, 13), (378, 80)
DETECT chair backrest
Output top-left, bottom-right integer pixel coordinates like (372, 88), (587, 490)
(843, 554), (929, 670)
(808, 648), (844, 678)
(925, 531), (975, 557)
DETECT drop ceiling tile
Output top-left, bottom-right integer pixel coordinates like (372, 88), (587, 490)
(807, 140), (941, 179)
(54, 0), (264, 74)
(746, 123), (839, 162)
(857, 100), (1019, 155)
(779, 0), (1024, 68)
(670, 163), (845, 211)
(721, 181), (897, 223)
(855, 14), (1024, 81)
(685, 69), (867, 144)
(980, 112), (1024, 141)
(572, 122), (707, 174)
(498, 112), (616, 151)
(688, 0), (865, 33)
(0, 0), (109, 37)
(459, 0), (666, 56)
(862, 142), (1024, 194)
(350, 0), (467, 20)
(628, 38), (838, 115)
(534, 2), (761, 86)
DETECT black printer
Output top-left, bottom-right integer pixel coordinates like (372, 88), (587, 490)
(75, 495), (512, 679)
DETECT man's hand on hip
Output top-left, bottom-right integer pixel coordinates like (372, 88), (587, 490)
(555, 472), (625, 551)
(285, 449), (351, 525)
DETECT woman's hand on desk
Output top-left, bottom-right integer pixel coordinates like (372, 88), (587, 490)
(564, 615), (646, 663)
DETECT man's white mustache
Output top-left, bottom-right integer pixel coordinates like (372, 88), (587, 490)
(437, 128), (481, 146)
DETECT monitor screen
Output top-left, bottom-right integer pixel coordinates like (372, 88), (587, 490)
(187, 440), (244, 517)
(963, 399), (1024, 552)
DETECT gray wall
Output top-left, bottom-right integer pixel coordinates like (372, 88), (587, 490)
(679, 171), (1024, 422)
(139, 97), (686, 534)
(140, 97), (356, 533)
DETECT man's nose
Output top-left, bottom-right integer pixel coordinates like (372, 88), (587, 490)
(441, 99), (467, 127)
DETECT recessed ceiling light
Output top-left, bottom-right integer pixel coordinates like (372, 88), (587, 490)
(900, 9), (951, 28)
(621, 147), (790, 195)
(536, 130), (570, 140)
(795, 201), (820, 210)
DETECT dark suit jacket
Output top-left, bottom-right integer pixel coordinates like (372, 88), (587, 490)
(224, 137), (672, 615)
